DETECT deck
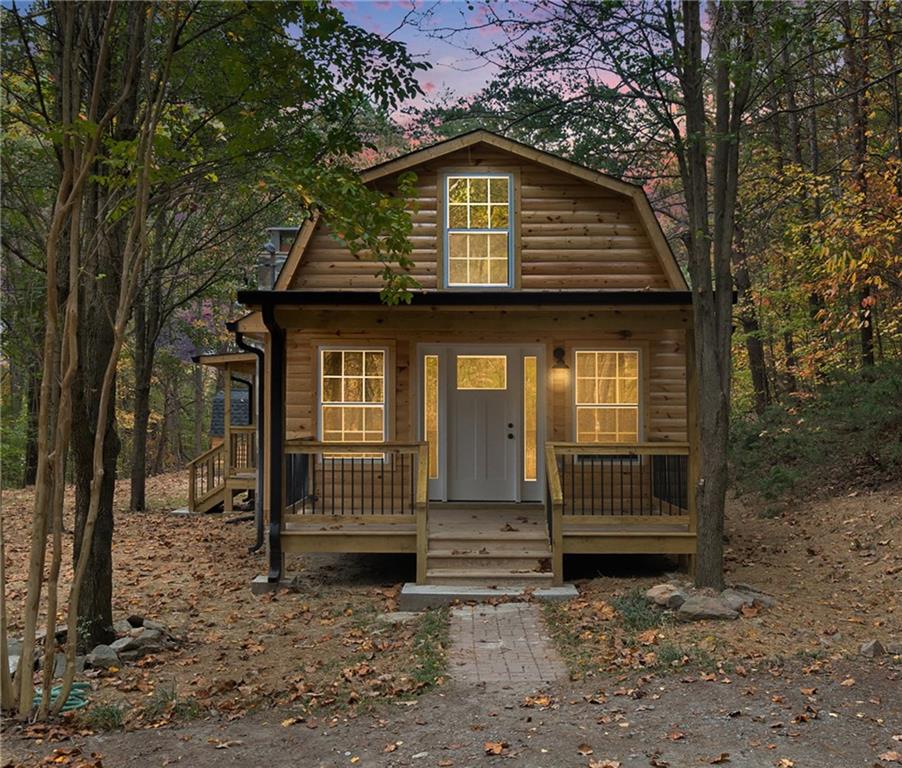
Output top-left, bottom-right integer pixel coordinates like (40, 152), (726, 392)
(277, 440), (697, 586)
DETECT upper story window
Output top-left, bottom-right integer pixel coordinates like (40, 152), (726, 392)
(445, 174), (513, 287)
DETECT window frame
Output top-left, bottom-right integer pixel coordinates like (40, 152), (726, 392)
(571, 347), (644, 448)
(316, 345), (390, 451)
(442, 171), (515, 289)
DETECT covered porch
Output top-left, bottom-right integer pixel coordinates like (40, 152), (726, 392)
(187, 352), (259, 513)
(239, 290), (699, 587)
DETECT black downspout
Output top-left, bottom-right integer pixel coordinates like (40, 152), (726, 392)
(234, 331), (265, 553)
(260, 305), (285, 583)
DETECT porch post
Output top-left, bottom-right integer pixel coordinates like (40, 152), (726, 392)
(685, 328), (699, 577)
(262, 304), (286, 583)
(223, 364), (233, 512)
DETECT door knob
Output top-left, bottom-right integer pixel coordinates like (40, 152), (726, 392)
(507, 433), (514, 439)
(507, 423), (514, 428)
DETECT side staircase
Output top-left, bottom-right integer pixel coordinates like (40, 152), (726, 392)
(187, 430), (256, 513)
(425, 504), (553, 586)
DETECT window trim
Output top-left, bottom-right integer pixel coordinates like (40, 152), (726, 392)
(442, 171), (515, 289)
(571, 347), (645, 446)
(316, 345), (390, 447)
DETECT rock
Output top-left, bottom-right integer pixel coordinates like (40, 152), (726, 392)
(113, 619), (133, 635)
(86, 644), (120, 669)
(110, 635), (140, 654)
(376, 612), (419, 625)
(126, 615), (145, 628)
(142, 619), (166, 633)
(729, 583), (777, 608)
(677, 595), (738, 621)
(137, 628), (162, 644)
(859, 639), (885, 658)
(645, 584), (687, 609)
(47, 653), (85, 677)
(720, 588), (755, 612)
(886, 641), (902, 655)
(7, 639), (22, 677)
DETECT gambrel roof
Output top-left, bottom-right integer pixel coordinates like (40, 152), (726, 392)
(274, 129), (688, 291)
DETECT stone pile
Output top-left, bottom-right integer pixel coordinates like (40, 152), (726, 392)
(85, 616), (179, 670)
(644, 580), (776, 621)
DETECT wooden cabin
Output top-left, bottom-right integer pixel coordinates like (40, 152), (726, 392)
(226, 130), (698, 588)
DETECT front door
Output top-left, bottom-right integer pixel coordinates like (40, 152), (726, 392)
(447, 351), (519, 501)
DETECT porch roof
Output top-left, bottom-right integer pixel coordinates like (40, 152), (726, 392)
(236, 289), (695, 309)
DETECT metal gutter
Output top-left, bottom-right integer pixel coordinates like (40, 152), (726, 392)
(232, 328), (265, 554)
(259, 305), (285, 583)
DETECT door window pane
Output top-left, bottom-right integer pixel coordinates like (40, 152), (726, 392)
(456, 355), (507, 390)
(523, 356), (537, 482)
(424, 355), (439, 479)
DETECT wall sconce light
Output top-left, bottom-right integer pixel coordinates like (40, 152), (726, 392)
(552, 346), (569, 370)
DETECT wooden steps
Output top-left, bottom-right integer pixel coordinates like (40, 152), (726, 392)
(424, 505), (553, 587)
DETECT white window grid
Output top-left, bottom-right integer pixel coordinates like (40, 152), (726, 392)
(446, 175), (511, 287)
(320, 349), (386, 443)
(574, 350), (640, 444)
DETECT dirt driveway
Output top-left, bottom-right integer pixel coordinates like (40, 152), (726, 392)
(8, 657), (900, 767)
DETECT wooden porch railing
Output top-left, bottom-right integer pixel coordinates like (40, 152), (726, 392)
(229, 425), (257, 472)
(283, 440), (430, 581)
(188, 442), (225, 512)
(544, 442), (693, 584)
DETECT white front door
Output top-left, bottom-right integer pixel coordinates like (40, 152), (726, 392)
(447, 352), (519, 501)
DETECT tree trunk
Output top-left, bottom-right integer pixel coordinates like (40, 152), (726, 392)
(130, 282), (151, 511)
(841, 1), (875, 367)
(733, 221), (770, 414)
(23, 366), (40, 486)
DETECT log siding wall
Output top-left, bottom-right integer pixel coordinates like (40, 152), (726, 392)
(285, 326), (687, 447)
(289, 145), (672, 291)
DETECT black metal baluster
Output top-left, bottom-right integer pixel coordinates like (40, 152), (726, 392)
(591, 456), (596, 516)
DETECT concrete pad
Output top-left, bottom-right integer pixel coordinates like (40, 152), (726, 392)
(398, 582), (578, 611)
(249, 575), (294, 594)
(169, 508), (196, 516)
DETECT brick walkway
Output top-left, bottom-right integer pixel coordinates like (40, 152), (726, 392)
(448, 603), (566, 685)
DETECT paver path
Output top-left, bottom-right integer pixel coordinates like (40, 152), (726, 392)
(448, 602), (566, 684)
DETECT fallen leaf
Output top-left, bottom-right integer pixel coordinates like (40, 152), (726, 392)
(588, 760), (621, 768)
(668, 730), (685, 741)
(484, 741), (508, 755)
(383, 743), (398, 753)
(840, 677), (855, 687)
(709, 754), (731, 764)
(879, 751), (902, 764)
(578, 743), (594, 755)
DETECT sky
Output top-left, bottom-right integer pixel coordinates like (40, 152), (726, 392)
(336, 0), (512, 111)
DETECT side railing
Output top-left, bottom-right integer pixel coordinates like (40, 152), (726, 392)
(229, 425), (257, 472)
(188, 442), (225, 512)
(544, 442), (693, 585)
(282, 440), (430, 582)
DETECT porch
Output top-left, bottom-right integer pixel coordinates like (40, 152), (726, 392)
(276, 439), (696, 586)
(187, 352), (259, 513)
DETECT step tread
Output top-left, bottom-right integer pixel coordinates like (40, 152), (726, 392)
(429, 530), (548, 541)
(427, 549), (551, 558)
(426, 568), (552, 579)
